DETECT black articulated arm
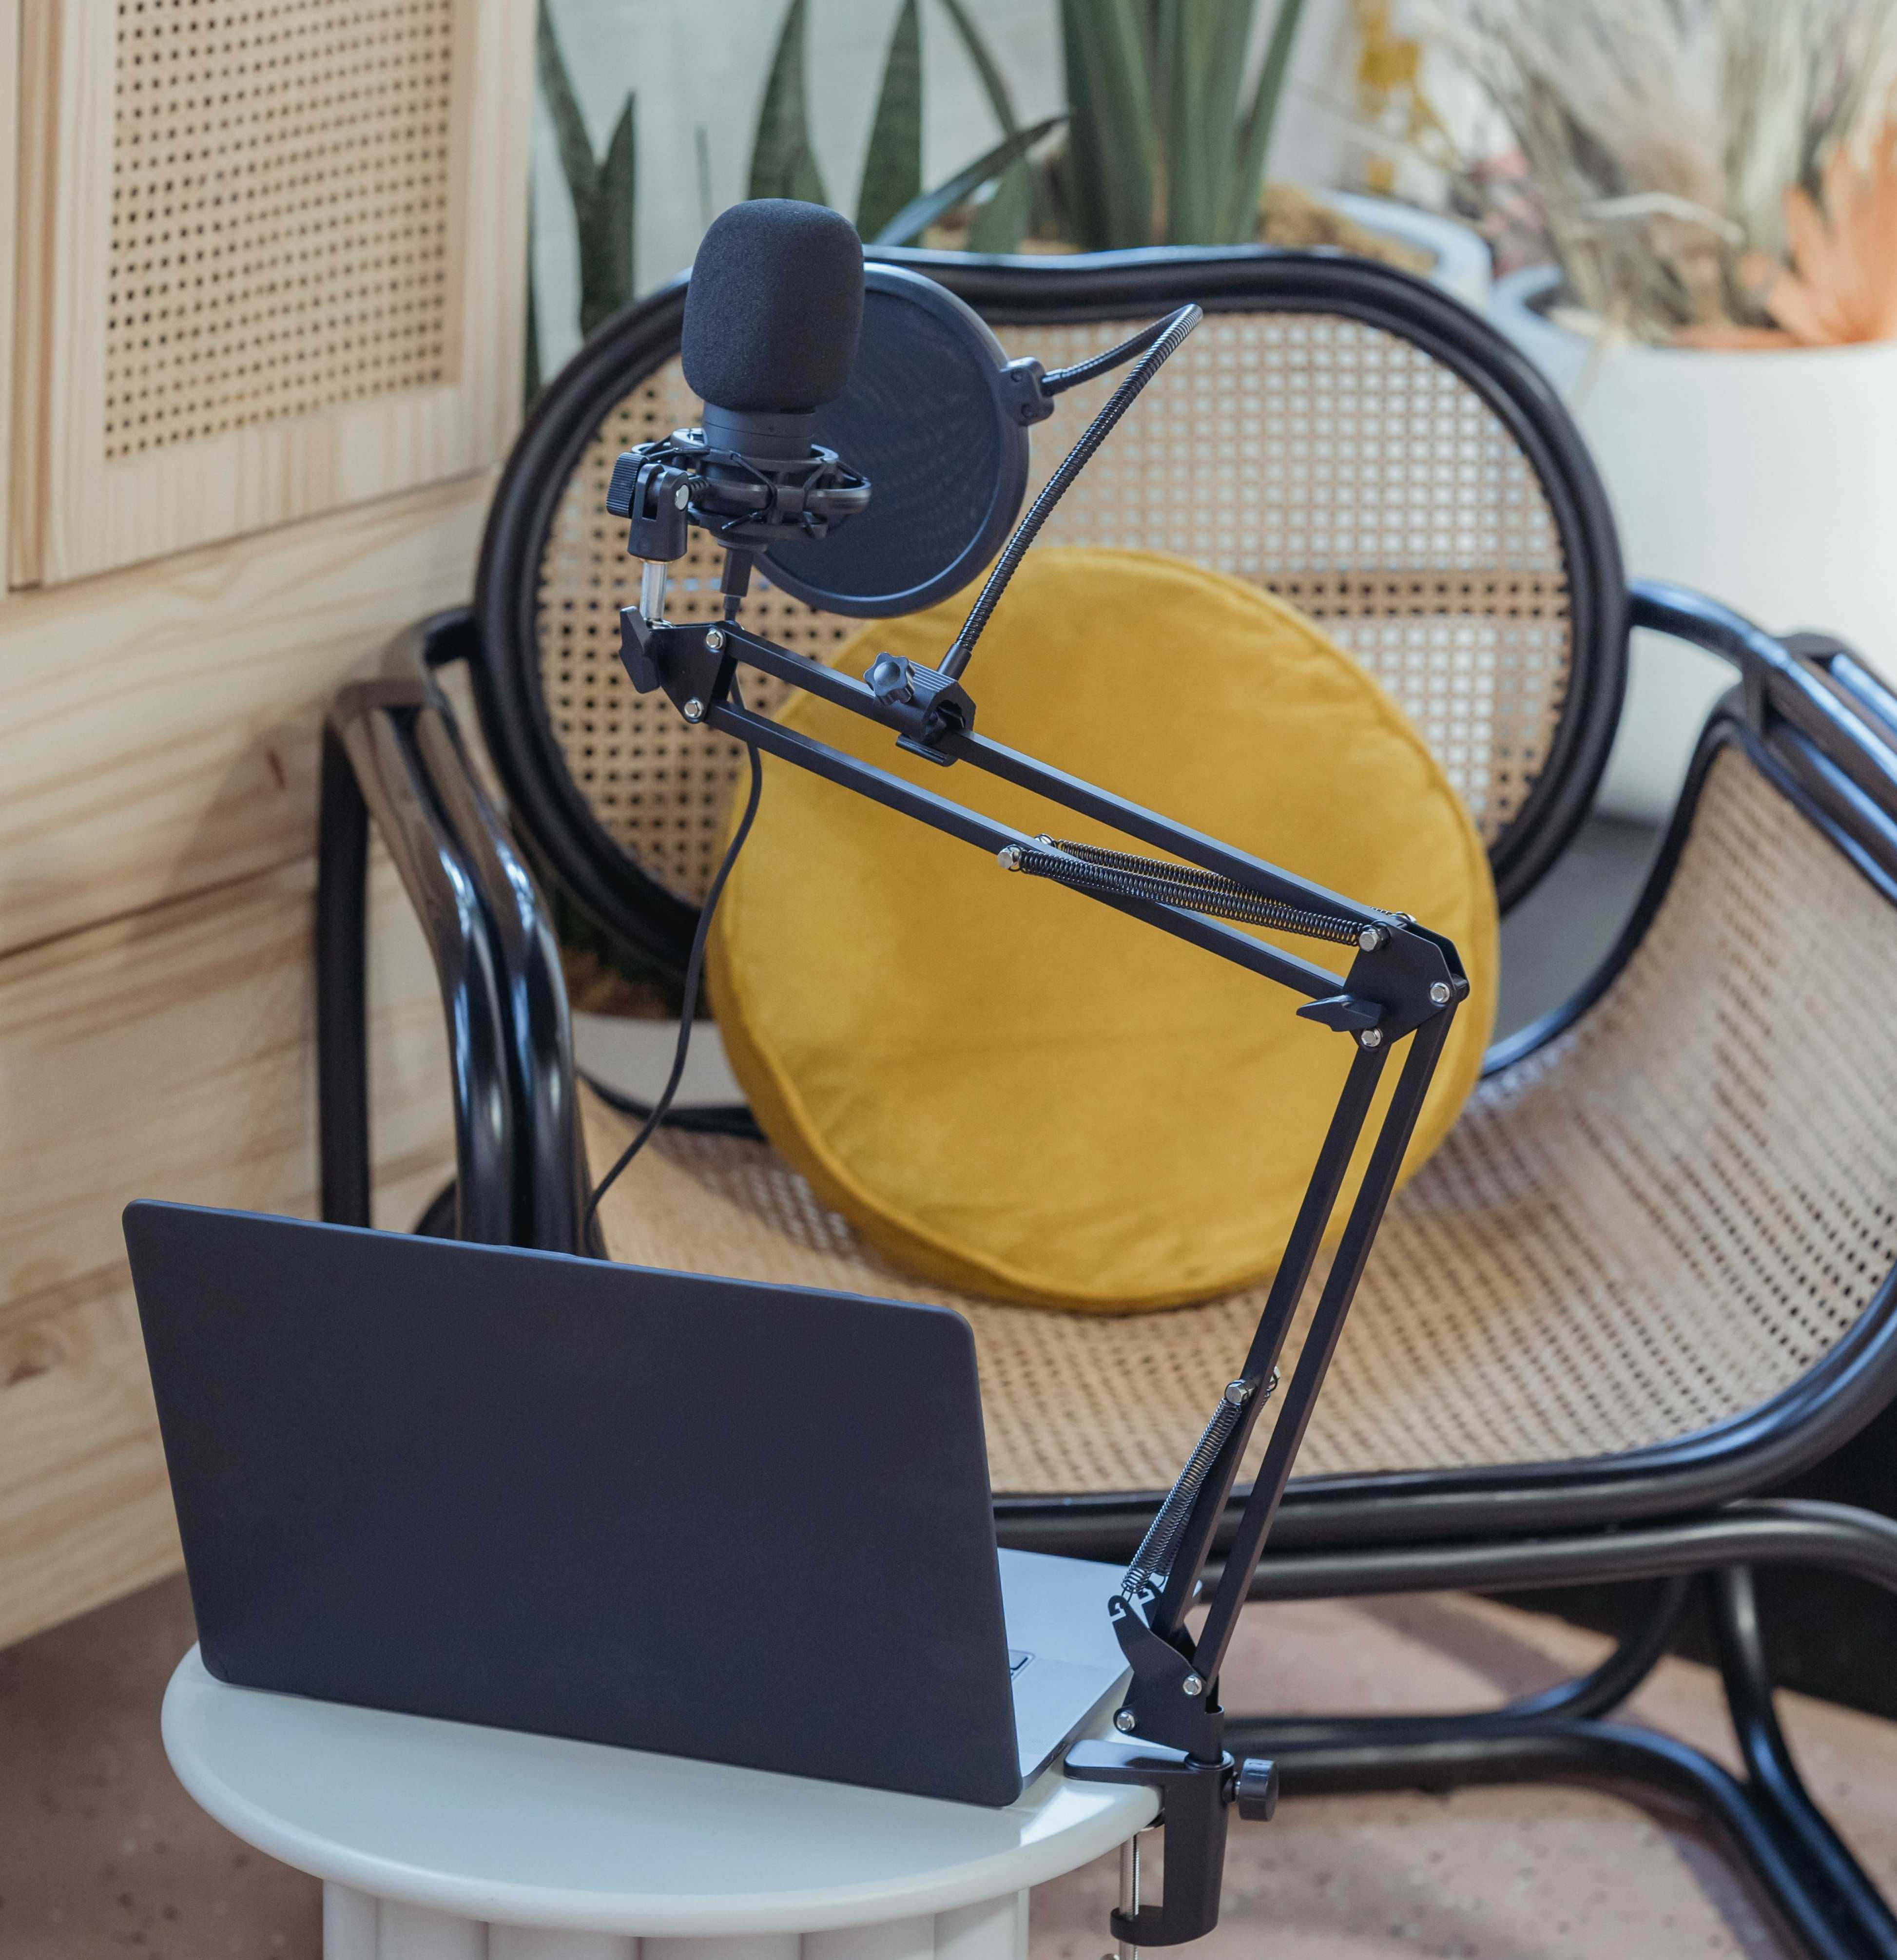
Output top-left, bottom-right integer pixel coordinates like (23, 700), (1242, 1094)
(619, 598), (1466, 1947)
(612, 282), (1466, 1948)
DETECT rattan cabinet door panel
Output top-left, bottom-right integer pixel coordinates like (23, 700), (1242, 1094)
(10, 0), (531, 587)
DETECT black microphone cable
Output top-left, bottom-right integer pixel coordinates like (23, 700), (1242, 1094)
(940, 303), (1201, 679)
(583, 693), (765, 1249)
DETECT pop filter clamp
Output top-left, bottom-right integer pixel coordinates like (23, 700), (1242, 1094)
(610, 292), (1468, 1950)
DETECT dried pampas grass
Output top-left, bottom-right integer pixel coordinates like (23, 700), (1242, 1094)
(1438, 0), (1897, 346)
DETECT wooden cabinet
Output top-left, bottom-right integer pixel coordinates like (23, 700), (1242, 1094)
(0, 0), (18, 585)
(0, 470), (491, 955)
(0, 853), (456, 1650)
(0, 0), (529, 1645)
(10, 0), (531, 586)
(0, 472), (490, 1648)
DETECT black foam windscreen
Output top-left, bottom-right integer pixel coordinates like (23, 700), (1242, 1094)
(760, 266), (1030, 619)
(681, 200), (865, 414)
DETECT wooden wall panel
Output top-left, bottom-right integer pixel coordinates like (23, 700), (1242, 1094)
(0, 851), (455, 1650)
(0, 1266), (180, 1653)
(0, 469), (491, 959)
(11, 0), (533, 586)
(0, 0), (531, 1649)
(0, 0), (531, 1651)
(0, 0), (18, 589)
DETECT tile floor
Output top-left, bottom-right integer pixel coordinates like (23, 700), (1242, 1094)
(6, 1568), (1896, 1960)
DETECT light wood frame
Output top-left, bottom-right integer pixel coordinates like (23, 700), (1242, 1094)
(10, 0), (532, 587)
(0, 0), (19, 589)
(0, 469), (491, 957)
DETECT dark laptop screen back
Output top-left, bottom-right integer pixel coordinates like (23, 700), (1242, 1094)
(124, 1203), (1022, 1806)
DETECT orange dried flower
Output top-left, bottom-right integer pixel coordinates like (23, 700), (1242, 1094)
(1679, 128), (1897, 348)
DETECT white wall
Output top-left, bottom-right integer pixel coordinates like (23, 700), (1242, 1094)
(532, 0), (1362, 376)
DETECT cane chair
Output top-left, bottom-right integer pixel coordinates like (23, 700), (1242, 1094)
(319, 248), (1897, 1960)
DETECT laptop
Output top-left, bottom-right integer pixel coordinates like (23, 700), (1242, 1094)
(123, 1202), (1129, 1807)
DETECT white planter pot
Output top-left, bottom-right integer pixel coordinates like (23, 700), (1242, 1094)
(1324, 192), (1492, 313)
(1490, 264), (1897, 822)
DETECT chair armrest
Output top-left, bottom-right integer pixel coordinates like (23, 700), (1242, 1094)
(1631, 580), (1897, 825)
(318, 612), (589, 1251)
(1488, 583), (1897, 1075)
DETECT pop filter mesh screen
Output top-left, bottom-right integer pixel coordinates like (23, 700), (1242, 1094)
(533, 315), (1573, 908)
(762, 290), (1008, 613)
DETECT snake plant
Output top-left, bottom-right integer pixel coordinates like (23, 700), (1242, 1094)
(750, 0), (1057, 245)
(532, 0), (1309, 378)
(1058, 0), (1308, 250)
(537, 0), (637, 340)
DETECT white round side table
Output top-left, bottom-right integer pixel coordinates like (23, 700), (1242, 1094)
(162, 1647), (1156, 1960)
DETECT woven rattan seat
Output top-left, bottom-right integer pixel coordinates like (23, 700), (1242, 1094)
(588, 748), (1897, 1495)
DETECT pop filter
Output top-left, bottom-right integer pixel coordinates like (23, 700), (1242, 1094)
(758, 266), (1035, 619)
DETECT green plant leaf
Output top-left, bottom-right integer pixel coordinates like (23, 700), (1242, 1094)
(1160, 0), (1258, 244)
(936, 0), (1023, 141)
(524, 203), (542, 406)
(938, 0), (1048, 235)
(790, 145), (828, 206)
(1060, 0), (1155, 248)
(967, 155), (1034, 252)
(1150, 0), (1175, 168)
(536, 1), (599, 207)
(748, 0), (829, 206)
(871, 113), (1065, 246)
(579, 95), (637, 336)
(856, 0), (924, 239)
(694, 123), (714, 232)
(1220, 0), (1305, 242)
(1041, 140), (1080, 247)
(537, 0), (636, 342)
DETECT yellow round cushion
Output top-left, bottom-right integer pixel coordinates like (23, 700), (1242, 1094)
(708, 549), (1497, 1311)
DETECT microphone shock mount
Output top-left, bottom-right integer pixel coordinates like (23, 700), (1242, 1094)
(606, 409), (871, 564)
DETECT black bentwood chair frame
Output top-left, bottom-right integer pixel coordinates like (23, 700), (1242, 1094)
(319, 247), (1897, 1960)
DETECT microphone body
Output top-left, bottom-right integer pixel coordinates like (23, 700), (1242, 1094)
(681, 199), (865, 415)
(609, 200), (872, 572)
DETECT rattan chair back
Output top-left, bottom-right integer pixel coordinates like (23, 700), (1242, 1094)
(471, 250), (1627, 974)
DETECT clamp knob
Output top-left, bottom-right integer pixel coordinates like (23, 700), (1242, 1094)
(1234, 1756), (1279, 1821)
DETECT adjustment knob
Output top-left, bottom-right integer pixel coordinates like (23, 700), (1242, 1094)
(1235, 1756), (1279, 1821)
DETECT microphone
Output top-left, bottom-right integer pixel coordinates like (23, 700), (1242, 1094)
(682, 199), (865, 458)
(609, 200), (872, 595)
